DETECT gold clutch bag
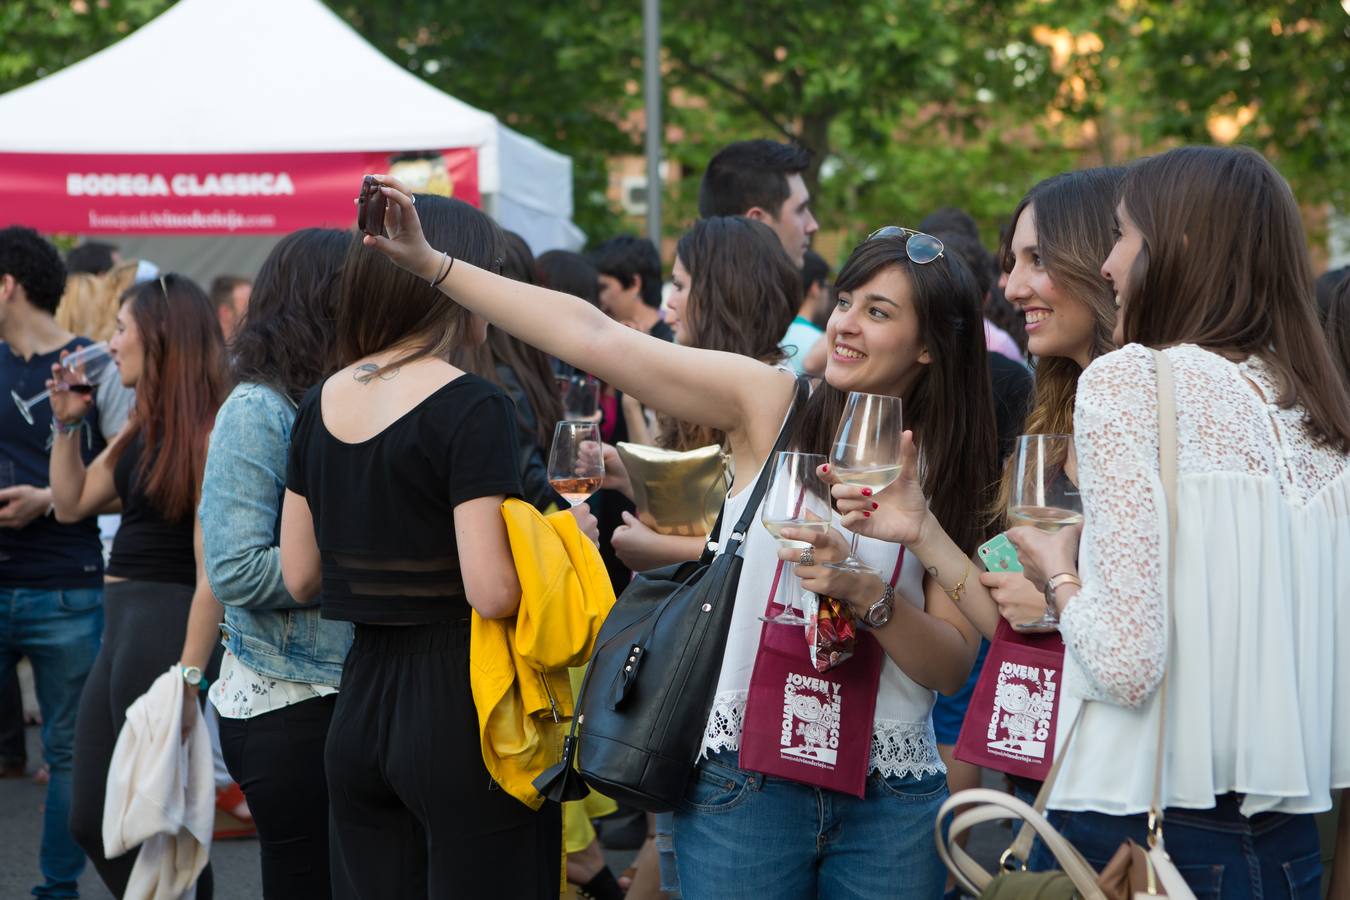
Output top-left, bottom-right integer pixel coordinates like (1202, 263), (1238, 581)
(616, 442), (730, 537)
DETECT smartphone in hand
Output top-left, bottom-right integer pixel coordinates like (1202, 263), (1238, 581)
(977, 533), (1023, 574)
(357, 176), (388, 237)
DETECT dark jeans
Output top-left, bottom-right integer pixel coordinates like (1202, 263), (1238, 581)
(0, 658), (25, 763)
(0, 586), (103, 899)
(326, 621), (561, 899)
(1046, 794), (1321, 899)
(68, 580), (217, 899)
(218, 694), (337, 900)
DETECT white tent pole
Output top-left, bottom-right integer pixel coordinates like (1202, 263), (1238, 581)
(643, 0), (662, 251)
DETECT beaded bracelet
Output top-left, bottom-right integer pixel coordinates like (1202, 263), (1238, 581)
(50, 417), (85, 439)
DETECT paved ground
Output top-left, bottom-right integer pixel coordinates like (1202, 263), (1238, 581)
(2, 724), (1006, 899)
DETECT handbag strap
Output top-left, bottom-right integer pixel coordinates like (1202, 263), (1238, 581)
(1007, 347), (1181, 860)
(703, 375), (810, 563)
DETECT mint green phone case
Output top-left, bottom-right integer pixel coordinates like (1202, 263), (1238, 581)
(977, 533), (1023, 574)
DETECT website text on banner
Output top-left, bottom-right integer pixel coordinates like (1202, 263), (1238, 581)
(0, 150), (479, 235)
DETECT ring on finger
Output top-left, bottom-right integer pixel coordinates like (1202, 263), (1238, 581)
(798, 547), (816, 567)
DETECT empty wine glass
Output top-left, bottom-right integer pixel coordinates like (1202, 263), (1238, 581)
(548, 421), (605, 507)
(1007, 433), (1081, 630)
(758, 451), (831, 626)
(12, 342), (116, 425)
(826, 392), (903, 574)
(555, 374), (602, 423)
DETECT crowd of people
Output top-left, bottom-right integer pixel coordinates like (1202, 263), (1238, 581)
(0, 135), (1348, 900)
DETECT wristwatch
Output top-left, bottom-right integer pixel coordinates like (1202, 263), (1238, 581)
(180, 664), (208, 691)
(1042, 572), (1082, 622)
(863, 584), (895, 629)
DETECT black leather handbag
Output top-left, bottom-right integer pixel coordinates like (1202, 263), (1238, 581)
(536, 378), (807, 812)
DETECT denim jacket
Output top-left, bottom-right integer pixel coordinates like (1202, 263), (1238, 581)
(199, 382), (352, 686)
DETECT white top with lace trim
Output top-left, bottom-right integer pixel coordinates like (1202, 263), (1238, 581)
(696, 454), (945, 780)
(1050, 344), (1350, 817)
(209, 648), (336, 720)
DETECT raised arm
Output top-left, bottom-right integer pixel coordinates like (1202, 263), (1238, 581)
(47, 361), (121, 521)
(362, 177), (794, 457)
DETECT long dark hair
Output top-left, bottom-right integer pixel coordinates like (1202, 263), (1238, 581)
(1118, 145), (1350, 453)
(662, 216), (799, 451)
(789, 236), (998, 553)
(231, 228), (351, 403)
(454, 231), (565, 447)
(335, 196), (505, 370)
(110, 274), (230, 521)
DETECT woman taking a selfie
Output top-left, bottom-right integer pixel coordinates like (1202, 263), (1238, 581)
(363, 175), (995, 898)
(1009, 146), (1350, 895)
(280, 196), (560, 898)
(50, 274), (229, 898)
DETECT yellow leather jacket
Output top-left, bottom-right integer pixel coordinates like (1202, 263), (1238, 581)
(469, 499), (615, 809)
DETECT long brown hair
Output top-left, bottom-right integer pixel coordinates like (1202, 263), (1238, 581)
(1118, 145), (1350, 453)
(454, 231), (565, 447)
(660, 216), (799, 451)
(110, 274), (230, 521)
(994, 167), (1124, 517)
(789, 236), (999, 554)
(336, 195), (504, 372)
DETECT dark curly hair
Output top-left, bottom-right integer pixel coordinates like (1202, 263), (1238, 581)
(231, 228), (352, 403)
(0, 226), (67, 314)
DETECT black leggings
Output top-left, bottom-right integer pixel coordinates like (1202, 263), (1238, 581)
(69, 580), (216, 899)
(219, 694), (337, 900)
(326, 621), (561, 899)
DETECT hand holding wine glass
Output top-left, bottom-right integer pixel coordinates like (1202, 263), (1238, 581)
(825, 392), (903, 574)
(548, 421), (605, 507)
(757, 451), (831, 626)
(819, 428), (930, 546)
(1004, 434), (1082, 629)
(13, 343), (115, 426)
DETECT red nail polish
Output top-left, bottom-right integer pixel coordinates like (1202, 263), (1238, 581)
(872, 502), (879, 510)
(863, 511), (871, 518)
(861, 488), (872, 497)
(821, 465), (829, 473)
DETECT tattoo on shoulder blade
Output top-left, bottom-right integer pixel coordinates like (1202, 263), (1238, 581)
(353, 363), (399, 385)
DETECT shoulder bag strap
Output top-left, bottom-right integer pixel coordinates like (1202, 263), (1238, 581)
(719, 375), (810, 558)
(1007, 348), (1181, 860)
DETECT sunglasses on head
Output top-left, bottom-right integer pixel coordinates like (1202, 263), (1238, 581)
(865, 226), (945, 265)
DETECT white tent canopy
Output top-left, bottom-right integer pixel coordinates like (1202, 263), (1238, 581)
(0, 0), (583, 268)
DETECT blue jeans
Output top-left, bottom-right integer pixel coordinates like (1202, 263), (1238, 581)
(1046, 795), (1321, 899)
(0, 586), (102, 899)
(673, 751), (948, 900)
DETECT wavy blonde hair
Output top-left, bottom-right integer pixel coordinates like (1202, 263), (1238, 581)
(54, 260), (139, 341)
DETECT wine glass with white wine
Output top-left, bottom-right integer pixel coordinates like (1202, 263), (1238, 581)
(1007, 433), (1081, 630)
(826, 392), (903, 574)
(757, 451), (831, 625)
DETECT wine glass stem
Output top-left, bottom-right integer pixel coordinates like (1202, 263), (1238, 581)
(848, 530), (862, 562)
(782, 566), (800, 618)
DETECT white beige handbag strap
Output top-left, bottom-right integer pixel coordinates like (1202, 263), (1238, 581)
(1149, 347), (1179, 841)
(936, 788), (1108, 900)
(1004, 348), (1181, 863)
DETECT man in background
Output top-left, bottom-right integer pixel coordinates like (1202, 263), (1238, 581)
(64, 241), (119, 277)
(698, 139), (818, 267)
(209, 275), (251, 341)
(1, 226), (108, 900)
(589, 236), (672, 342)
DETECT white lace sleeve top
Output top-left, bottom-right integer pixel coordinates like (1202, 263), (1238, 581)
(1049, 344), (1350, 817)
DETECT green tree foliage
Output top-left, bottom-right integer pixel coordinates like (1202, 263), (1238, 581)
(4, 0), (1346, 247)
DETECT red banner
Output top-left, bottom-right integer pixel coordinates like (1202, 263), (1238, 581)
(0, 149), (479, 235)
